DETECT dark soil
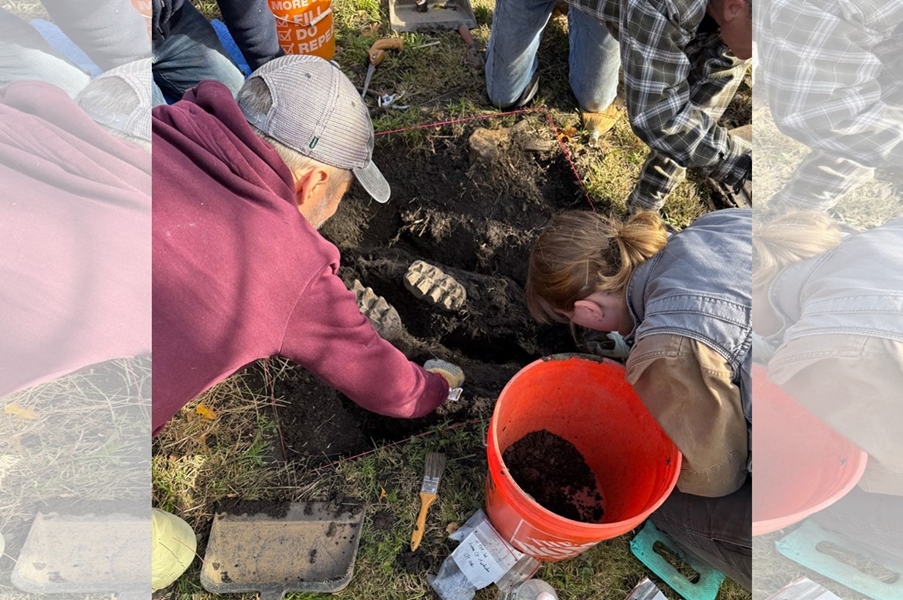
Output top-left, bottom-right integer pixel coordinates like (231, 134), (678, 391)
(397, 548), (435, 574)
(254, 116), (582, 462)
(215, 498), (291, 519)
(503, 430), (604, 523)
(371, 508), (394, 532)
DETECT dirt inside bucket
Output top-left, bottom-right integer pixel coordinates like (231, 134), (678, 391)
(503, 430), (604, 523)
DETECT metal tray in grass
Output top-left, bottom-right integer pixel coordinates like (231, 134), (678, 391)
(200, 501), (365, 600)
(10, 502), (149, 600)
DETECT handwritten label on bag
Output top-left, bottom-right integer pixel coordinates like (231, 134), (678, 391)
(451, 521), (523, 589)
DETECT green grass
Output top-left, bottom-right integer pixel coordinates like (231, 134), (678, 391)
(0, 0), (47, 20)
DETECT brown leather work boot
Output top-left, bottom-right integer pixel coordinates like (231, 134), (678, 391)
(582, 99), (625, 146)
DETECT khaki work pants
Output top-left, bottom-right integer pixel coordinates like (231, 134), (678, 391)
(626, 334), (749, 497)
(626, 333), (752, 589)
(769, 334), (903, 495)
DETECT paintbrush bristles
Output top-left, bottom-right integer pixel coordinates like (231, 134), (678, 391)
(424, 452), (446, 477)
(420, 452), (447, 495)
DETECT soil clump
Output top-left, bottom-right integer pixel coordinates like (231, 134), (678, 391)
(215, 499), (291, 519)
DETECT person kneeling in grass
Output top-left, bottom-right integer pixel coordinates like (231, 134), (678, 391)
(152, 55), (462, 591)
(526, 208), (752, 589)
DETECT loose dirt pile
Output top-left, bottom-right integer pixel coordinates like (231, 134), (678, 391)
(503, 430), (604, 523)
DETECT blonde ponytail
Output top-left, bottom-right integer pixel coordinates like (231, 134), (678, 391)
(752, 211), (842, 288)
(613, 211), (669, 286)
(526, 210), (668, 323)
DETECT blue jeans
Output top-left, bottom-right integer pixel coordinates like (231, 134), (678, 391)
(485, 0), (620, 112)
(152, 0), (245, 104)
(0, 41), (90, 97)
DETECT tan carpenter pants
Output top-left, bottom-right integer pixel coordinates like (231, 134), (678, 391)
(768, 334), (903, 562)
(624, 333), (751, 589)
(626, 334), (749, 498)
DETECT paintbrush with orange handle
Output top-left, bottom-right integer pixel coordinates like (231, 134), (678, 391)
(411, 452), (446, 551)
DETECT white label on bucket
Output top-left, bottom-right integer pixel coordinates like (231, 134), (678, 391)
(510, 519), (601, 560)
(452, 521), (524, 589)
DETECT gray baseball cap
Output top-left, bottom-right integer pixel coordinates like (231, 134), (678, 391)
(77, 58), (152, 142)
(239, 55), (390, 203)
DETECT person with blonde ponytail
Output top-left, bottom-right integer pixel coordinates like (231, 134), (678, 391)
(527, 207), (752, 590)
(753, 211), (903, 560)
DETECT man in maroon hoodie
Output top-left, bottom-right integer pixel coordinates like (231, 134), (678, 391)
(0, 63), (151, 399)
(152, 55), (463, 438)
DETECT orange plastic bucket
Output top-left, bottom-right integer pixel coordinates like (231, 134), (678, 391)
(267, 0), (335, 60)
(486, 354), (682, 561)
(752, 364), (867, 536)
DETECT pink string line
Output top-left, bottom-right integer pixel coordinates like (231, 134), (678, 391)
(375, 107), (596, 211)
(540, 110), (596, 212)
(374, 107), (536, 136)
(311, 417), (490, 473)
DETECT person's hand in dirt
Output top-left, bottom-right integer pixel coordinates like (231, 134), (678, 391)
(424, 359), (465, 388)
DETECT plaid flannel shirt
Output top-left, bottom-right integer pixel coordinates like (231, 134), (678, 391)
(567, 0), (751, 204)
(758, 0), (903, 211)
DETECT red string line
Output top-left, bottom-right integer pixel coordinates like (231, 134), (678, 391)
(374, 107), (537, 136)
(311, 417), (490, 473)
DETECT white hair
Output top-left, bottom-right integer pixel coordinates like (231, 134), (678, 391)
(236, 77), (353, 199)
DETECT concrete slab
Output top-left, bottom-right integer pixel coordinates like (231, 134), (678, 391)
(389, 0), (476, 33)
